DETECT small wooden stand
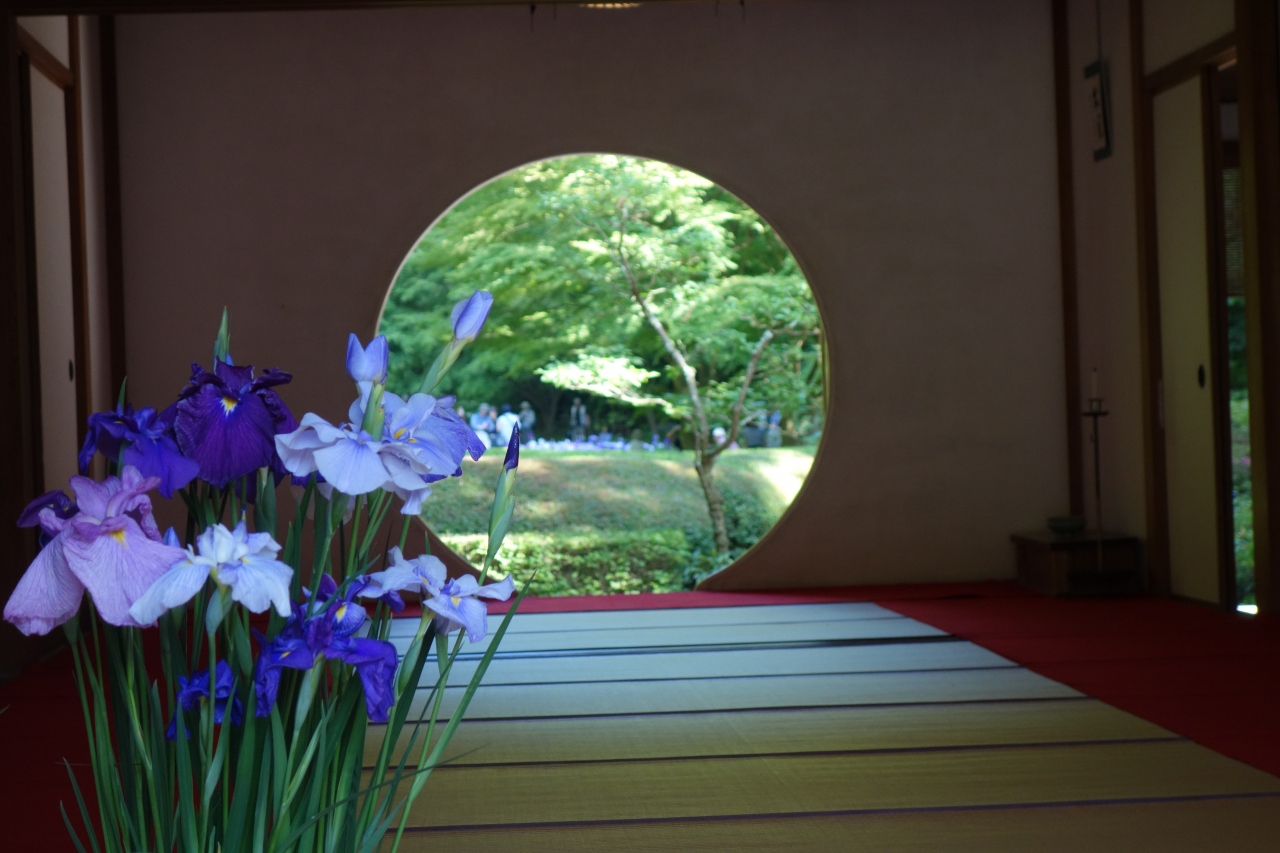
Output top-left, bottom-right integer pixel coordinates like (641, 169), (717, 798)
(1012, 532), (1143, 597)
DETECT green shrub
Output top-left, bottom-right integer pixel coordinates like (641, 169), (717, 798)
(1235, 490), (1256, 605)
(440, 529), (694, 597)
(675, 481), (774, 589)
(430, 449), (813, 594)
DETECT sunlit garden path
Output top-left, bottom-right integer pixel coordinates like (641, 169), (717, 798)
(427, 448), (816, 596)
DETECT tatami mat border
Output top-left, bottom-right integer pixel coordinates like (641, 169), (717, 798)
(376, 694), (1097, 726)
(416, 735), (1189, 771)
(397, 791), (1280, 835)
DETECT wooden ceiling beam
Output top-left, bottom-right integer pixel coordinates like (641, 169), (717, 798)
(13, 0), (718, 16)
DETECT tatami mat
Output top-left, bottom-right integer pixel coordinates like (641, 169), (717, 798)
(366, 699), (1173, 767)
(426, 637), (1014, 686)
(402, 614), (944, 656)
(388, 601), (905, 637)
(371, 600), (1280, 849)
(407, 667), (1080, 720)
(393, 741), (1280, 827)
(397, 798), (1280, 852)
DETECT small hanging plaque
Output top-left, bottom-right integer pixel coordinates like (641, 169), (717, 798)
(1084, 60), (1112, 161)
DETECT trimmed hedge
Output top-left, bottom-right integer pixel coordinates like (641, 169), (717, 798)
(441, 529), (696, 597)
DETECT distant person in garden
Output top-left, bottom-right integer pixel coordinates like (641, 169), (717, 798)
(518, 401), (536, 443)
(496, 404), (520, 447)
(766, 410), (784, 447)
(569, 397), (590, 442)
(470, 403), (496, 449)
(712, 425), (739, 450)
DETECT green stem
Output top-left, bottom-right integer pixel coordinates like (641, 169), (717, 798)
(389, 632), (463, 849)
(345, 494), (365, 579)
(398, 516), (412, 554)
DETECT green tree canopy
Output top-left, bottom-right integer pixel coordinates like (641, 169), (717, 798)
(380, 155), (823, 440)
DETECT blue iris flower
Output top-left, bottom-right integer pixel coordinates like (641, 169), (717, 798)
(253, 576), (399, 722)
(450, 291), (493, 344)
(166, 660), (244, 740)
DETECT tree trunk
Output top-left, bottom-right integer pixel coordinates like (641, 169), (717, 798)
(694, 451), (730, 552)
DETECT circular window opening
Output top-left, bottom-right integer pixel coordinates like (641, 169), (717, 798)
(379, 154), (825, 596)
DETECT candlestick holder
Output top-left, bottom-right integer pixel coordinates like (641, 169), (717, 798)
(1083, 397), (1109, 568)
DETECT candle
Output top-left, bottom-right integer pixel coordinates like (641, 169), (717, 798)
(1091, 368), (1098, 398)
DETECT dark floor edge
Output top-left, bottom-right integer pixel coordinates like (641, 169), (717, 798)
(383, 735), (1186, 772)
(401, 791), (1280, 834)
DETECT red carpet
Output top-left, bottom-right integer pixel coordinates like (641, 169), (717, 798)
(3, 581), (1277, 849)
(879, 589), (1280, 780)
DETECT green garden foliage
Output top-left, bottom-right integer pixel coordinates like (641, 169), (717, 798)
(431, 448), (815, 594)
(1231, 390), (1255, 604)
(442, 529), (694, 596)
(381, 155), (823, 442)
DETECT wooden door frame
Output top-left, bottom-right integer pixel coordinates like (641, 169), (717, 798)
(16, 18), (92, 455)
(0, 16), (94, 674)
(1235, 0), (1280, 615)
(1129, 0), (1237, 606)
(1201, 61), (1240, 608)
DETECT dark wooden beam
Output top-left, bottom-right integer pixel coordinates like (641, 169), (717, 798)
(67, 16), (92, 449)
(0, 14), (57, 677)
(1144, 31), (1236, 96)
(1129, 0), (1171, 595)
(15, 23), (72, 88)
(14, 0), (700, 14)
(100, 15), (126, 399)
(1202, 65), (1238, 609)
(1051, 0), (1083, 517)
(1236, 0), (1280, 614)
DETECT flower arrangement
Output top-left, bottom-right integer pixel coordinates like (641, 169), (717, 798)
(2, 290), (525, 852)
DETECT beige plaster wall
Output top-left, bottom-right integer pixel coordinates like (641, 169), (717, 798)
(1066, 0), (1148, 542)
(114, 0), (1066, 588)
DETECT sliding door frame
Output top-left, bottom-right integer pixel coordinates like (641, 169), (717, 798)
(1129, 0), (1237, 606)
(16, 18), (92, 454)
(1235, 0), (1280, 615)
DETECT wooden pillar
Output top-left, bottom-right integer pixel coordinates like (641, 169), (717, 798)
(1052, 0), (1085, 517)
(1236, 0), (1280, 614)
(0, 13), (55, 675)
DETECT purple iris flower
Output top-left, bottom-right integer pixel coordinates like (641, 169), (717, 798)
(503, 424), (520, 470)
(166, 660), (244, 740)
(450, 291), (493, 344)
(425, 574), (516, 644)
(276, 389), (484, 515)
(349, 566), (408, 614)
(18, 490), (78, 548)
(170, 359), (297, 488)
(359, 546), (446, 608)
(79, 405), (199, 498)
(3, 467), (186, 635)
(253, 576), (399, 722)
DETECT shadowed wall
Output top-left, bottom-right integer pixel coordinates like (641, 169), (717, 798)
(113, 0), (1065, 588)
